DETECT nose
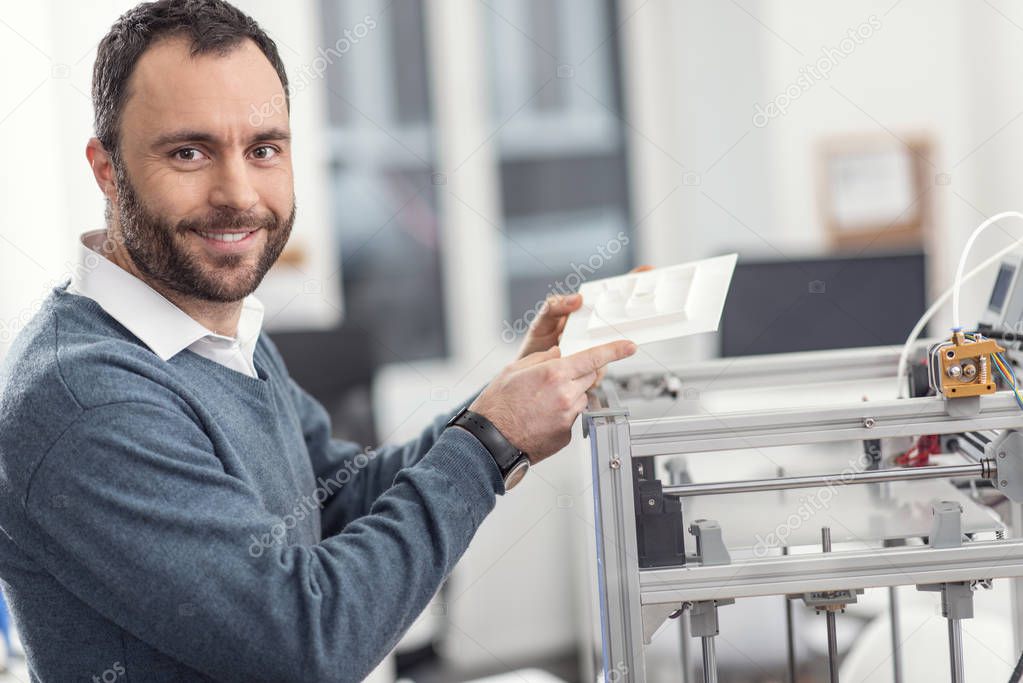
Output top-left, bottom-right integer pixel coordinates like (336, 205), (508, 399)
(209, 154), (259, 213)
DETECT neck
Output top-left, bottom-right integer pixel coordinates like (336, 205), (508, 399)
(104, 236), (243, 339)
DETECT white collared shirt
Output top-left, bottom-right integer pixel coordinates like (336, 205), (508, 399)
(66, 229), (265, 379)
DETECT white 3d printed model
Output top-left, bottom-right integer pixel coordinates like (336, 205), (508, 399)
(559, 253), (738, 356)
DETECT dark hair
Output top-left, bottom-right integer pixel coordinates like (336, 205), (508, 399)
(91, 0), (289, 160)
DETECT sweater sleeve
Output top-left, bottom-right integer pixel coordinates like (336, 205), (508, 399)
(289, 378), (492, 537)
(23, 400), (502, 683)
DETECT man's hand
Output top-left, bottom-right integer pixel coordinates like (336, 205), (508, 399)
(515, 265), (654, 388)
(469, 339), (638, 464)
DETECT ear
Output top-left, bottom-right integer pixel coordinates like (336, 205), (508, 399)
(86, 137), (118, 204)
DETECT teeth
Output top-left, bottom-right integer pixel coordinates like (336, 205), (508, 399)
(197, 231), (251, 243)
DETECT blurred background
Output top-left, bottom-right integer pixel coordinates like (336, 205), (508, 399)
(4, 0), (1023, 681)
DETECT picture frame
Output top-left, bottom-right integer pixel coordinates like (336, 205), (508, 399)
(818, 133), (936, 250)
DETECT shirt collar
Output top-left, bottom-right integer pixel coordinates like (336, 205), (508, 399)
(69, 229), (264, 362)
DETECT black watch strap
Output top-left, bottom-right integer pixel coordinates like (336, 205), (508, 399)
(446, 407), (529, 487)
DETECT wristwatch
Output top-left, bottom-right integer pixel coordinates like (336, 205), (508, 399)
(446, 406), (530, 490)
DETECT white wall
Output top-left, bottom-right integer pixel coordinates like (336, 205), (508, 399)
(758, 0), (972, 321)
(0, 0), (79, 358)
(619, 0), (777, 363)
(622, 0), (1023, 341)
(954, 0), (1023, 320)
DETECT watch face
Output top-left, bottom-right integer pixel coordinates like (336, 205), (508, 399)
(504, 460), (530, 490)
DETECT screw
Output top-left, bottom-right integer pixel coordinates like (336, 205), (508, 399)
(863, 417), (876, 428)
(1000, 451), (1007, 459)
(648, 498), (656, 507)
(610, 458), (621, 470)
(1002, 480), (1008, 487)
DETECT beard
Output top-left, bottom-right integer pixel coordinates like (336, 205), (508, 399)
(112, 161), (295, 303)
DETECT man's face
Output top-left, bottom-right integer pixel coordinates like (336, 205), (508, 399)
(112, 35), (295, 302)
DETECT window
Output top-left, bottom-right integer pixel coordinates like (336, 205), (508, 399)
(483, 0), (635, 321)
(318, 0), (447, 364)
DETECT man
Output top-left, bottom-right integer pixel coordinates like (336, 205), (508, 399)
(0, 1), (636, 681)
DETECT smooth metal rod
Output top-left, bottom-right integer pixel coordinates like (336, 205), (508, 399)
(701, 636), (718, 683)
(663, 463), (986, 498)
(679, 612), (694, 683)
(948, 618), (965, 683)
(889, 586), (904, 683)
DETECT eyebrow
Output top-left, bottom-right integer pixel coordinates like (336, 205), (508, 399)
(151, 127), (291, 149)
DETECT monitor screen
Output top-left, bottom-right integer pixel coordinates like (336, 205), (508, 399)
(718, 252), (927, 357)
(987, 262), (1016, 314)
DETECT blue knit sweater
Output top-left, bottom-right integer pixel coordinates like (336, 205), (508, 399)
(0, 283), (502, 682)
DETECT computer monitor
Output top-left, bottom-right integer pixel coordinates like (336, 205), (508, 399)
(718, 252), (927, 357)
(268, 325), (378, 445)
(978, 252), (1023, 333)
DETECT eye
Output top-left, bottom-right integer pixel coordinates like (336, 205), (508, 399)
(172, 147), (207, 163)
(251, 145), (279, 161)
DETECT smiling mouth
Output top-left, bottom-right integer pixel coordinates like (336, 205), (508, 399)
(192, 229), (257, 243)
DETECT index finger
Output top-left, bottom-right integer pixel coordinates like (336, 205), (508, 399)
(561, 339), (637, 378)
